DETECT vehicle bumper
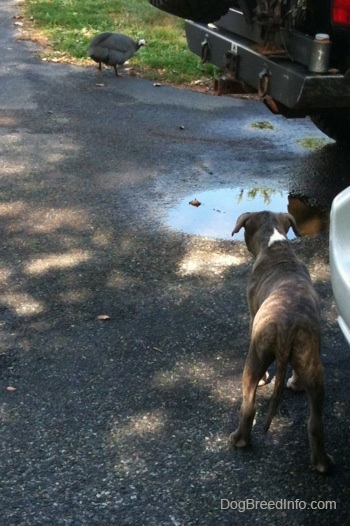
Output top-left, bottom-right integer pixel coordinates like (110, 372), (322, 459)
(330, 186), (350, 346)
(185, 20), (350, 111)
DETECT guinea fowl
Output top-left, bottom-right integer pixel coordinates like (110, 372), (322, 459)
(87, 32), (146, 76)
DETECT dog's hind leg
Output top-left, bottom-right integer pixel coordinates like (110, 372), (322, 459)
(304, 375), (333, 474)
(229, 346), (272, 448)
(291, 337), (333, 474)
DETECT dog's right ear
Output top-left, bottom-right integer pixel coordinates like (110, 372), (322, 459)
(278, 213), (302, 237)
(232, 213), (251, 236)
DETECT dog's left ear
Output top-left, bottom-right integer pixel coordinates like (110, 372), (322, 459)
(232, 213), (251, 236)
(278, 213), (302, 237)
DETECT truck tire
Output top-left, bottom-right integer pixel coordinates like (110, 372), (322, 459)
(149, 0), (234, 23)
(310, 110), (350, 144)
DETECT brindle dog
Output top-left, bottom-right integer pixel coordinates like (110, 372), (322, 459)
(230, 211), (332, 474)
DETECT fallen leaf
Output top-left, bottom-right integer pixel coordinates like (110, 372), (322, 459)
(97, 314), (111, 321)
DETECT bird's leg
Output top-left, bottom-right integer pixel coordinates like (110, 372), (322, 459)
(114, 65), (122, 77)
(98, 61), (102, 75)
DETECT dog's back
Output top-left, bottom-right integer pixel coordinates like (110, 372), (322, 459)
(249, 240), (321, 430)
(249, 240), (321, 330)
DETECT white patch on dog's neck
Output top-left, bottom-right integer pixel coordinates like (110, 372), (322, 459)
(268, 228), (287, 247)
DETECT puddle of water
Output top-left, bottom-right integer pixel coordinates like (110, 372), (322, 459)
(167, 188), (329, 240)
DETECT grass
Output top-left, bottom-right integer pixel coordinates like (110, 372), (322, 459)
(21, 0), (219, 84)
(296, 137), (330, 149)
(250, 121), (275, 130)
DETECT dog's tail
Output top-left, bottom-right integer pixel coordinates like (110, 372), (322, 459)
(264, 352), (290, 433)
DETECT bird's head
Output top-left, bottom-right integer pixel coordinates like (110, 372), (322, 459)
(137, 38), (146, 48)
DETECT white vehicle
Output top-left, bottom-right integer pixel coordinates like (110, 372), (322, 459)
(330, 186), (350, 345)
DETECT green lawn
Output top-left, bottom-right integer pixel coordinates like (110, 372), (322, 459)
(22, 0), (218, 83)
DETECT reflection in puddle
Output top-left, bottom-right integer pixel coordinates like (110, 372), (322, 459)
(167, 188), (329, 240)
(288, 196), (329, 236)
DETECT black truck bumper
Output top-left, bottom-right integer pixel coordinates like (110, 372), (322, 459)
(185, 20), (350, 113)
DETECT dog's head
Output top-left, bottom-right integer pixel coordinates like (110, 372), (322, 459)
(232, 211), (302, 256)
